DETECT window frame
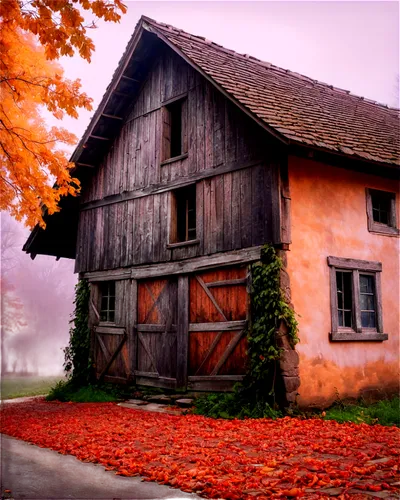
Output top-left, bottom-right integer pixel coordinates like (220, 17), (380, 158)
(328, 256), (387, 341)
(160, 94), (188, 164)
(99, 281), (116, 324)
(168, 184), (200, 249)
(366, 188), (399, 237)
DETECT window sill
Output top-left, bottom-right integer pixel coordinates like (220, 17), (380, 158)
(330, 331), (388, 342)
(167, 239), (200, 249)
(368, 222), (400, 237)
(160, 153), (188, 166)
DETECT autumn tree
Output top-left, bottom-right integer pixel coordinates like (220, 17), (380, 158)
(0, 0), (127, 228)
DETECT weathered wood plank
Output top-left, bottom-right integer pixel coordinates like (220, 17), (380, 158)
(327, 256), (382, 271)
(84, 246), (262, 281)
(81, 159), (263, 211)
(211, 330), (244, 375)
(206, 278), (247, 288)
(176, 275), (189, 389)
(196, 275), (227, 321)
(189, 321), (246, 332)
(137, 324), (177, 333)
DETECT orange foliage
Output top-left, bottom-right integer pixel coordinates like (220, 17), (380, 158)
(1, 399), (399, 499)
(0, 0), (127, 227)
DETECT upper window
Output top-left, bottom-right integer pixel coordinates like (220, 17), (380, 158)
(161, 96), (187, 163)
(366, 188), (399, 236)
(100, 281), (115, 323)
(169, 184), (198, 245)
(328, 256), (387, 341)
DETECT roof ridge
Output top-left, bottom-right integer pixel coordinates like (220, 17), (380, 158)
(142, 15), (399, 114)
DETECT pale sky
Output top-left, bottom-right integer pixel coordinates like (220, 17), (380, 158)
(58, 1), (399, 142)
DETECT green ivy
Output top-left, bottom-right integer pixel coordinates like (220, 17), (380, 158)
(194, 244), (299, 418)
(244, 244), (299, 400)
(63, 279), (93, 385)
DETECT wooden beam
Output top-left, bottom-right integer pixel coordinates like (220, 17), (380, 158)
(194, 330), (223, 376)
(76, 162), (96, 168)
(211, 330), (244, 375)
(89, 135), (110, 141)
(137, 324), (177, 333)
(327, 256), (382, 272)
(80, 159), (263, 211)
(83, 247), (262, 281)
(189, 320), (247, 332)
(101, 113), (124, 120)
(196, 275), (227, 321)
(95, 326), (126, 335)
(160, 152), (189, 167)
(99, 331), (127, 379)
(121, 75), (140, 83)
(205, 278), (247, 288)
(138, 332), (158, 372)
(161, 92), (188, 107)
(176, 275), (189, 389)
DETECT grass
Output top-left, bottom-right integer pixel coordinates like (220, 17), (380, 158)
(46, 380), (131, 403)
(1, 375), (64, 400)
(323, 397), (400, 427)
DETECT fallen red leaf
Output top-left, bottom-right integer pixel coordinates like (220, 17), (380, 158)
(1, 399), (398, 500)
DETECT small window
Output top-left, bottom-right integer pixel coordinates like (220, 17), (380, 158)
(170, 185), (197, 244)
(336, 271), (353, 328)
(328, 256), (387, 341)
(100, 281), (115, 323)
(161, 96), (187, 162)
(366, 188), (399, 236)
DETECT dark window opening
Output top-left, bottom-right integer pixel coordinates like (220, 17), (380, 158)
(371, 191), (392, 225)
(360, 274), (376, 328)
(336, 271), (353, 328)
(162, 97), (187, 162)
(169, 100), (182, 158)
(366, 188), (398, 236)
(172, 184), (196, 243)
(100, 281), (115, 323)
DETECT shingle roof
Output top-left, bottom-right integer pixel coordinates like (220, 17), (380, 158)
(143, 16), (399, 167)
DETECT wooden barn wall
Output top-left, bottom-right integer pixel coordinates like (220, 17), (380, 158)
(75, 47), (279, 273)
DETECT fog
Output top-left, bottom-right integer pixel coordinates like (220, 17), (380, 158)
(1, 212), (77, 376)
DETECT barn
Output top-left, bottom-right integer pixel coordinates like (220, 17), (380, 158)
(24, 16), (399, 407)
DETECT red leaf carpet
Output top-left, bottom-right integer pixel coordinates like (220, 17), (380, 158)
(1, 399), (399, 499)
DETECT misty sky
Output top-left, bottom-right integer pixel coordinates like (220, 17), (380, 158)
(58, 1), (399, 142)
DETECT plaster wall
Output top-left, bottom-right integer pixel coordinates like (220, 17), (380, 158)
(287, 156), (399, 407)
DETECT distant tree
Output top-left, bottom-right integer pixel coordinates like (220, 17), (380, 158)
(0, 0), (127, 228)
(1, 213), (76, 375)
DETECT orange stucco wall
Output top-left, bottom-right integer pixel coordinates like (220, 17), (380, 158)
(287, 156), (399, 408)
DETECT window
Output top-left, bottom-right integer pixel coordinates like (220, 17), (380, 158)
(328, 256), (387, 341)
(161, 96), (187, 163)
(366, 188), (399, 236)
(169, 184), (198, 246)
(100, 281), (115, 323)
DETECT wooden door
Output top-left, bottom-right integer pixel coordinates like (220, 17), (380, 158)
(188, 266), (249, 391)
(94, 325), (129, 383)
(135, 277), (178, 389)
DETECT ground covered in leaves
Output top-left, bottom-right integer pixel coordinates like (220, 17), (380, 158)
(1, 399), (399, 499)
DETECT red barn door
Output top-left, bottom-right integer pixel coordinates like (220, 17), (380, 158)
(188, 266), (249, 391)
(135, 277), (178, 389)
